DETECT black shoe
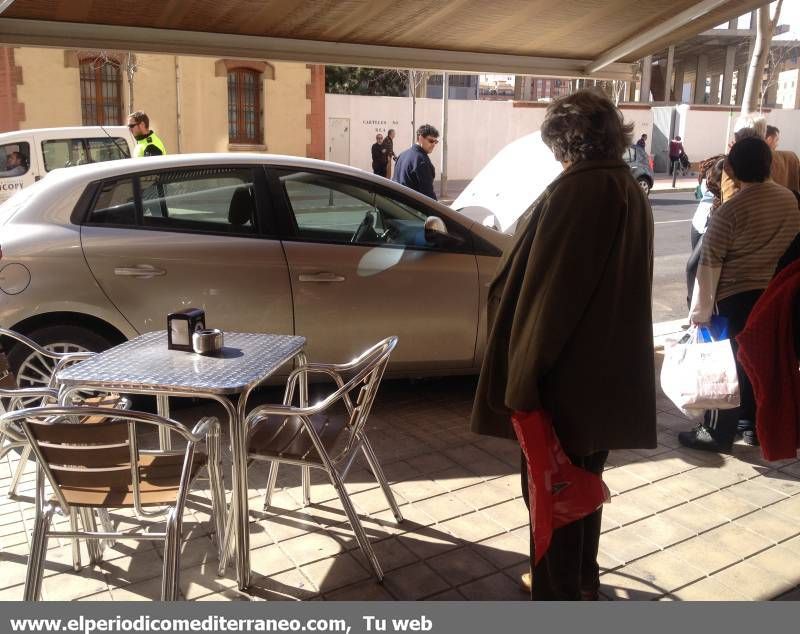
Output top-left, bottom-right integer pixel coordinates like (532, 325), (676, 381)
(737, 419), (755, 434)
(742, 430), (760, 446)
(678, 425), (733, 453)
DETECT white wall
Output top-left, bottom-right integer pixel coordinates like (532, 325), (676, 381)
(325, 94), (655, 181)
(325, 94), (800, 180)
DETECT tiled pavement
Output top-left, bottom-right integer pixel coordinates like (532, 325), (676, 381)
(1, 355), (800, 602)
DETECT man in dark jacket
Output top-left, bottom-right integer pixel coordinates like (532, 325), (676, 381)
(471, 90), (656, 601)
(382, 129), (396, 178)
(393, 124), (438, 200)
(371, 133), (386, 176)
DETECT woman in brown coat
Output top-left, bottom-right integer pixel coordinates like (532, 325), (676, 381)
(471, 90), (657, 600)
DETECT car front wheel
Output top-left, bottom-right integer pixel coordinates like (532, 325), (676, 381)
(637, 176), (652, 196)
(7, 325), (114, 390)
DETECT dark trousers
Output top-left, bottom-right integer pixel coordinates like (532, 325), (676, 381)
(520, 449), (609, 600)
(686, 229), (703, 308)
(703, 289), (763, 444)
(373, 165), (386, 176)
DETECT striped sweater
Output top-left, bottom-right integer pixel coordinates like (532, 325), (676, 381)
(690, 180), (800, 323)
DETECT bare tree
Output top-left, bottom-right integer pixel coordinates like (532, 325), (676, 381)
(78, 50), (138, 113)
(741, 0), (783, 114)
(760, 43), (798, 108)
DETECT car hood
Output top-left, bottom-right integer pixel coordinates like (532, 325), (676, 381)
(451, 131), (562, 234)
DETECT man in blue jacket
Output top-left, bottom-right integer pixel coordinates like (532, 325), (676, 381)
(393, 124), (439, 200)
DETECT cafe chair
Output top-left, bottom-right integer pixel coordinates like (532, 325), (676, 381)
(0, 406), (227, 601)
(229, 336), (402, 581)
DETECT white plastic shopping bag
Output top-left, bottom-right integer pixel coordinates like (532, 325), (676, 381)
(660, 326), (740, 418)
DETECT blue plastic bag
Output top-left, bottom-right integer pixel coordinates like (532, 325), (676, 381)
(697, 314), (729, 342)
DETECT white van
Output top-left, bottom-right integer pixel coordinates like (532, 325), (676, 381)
(0, 126), (135, 204)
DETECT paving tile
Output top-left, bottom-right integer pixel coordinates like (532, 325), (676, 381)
(405, 452), (459, 475)
(602, 467), (650, 494)
(247, 569), (318, 601)
(698, 523), (773, 560)
(725, 478), (791, 508)
(437, 512), (506, 544)
(710, 560), (797, 600)
(666, 536), (742, 575)
(471, 530), (529, 569)
(249, 544), (297, 578)
(411, 492), (475, 523)
(458, 571), (528, 601)
(692, 489), (759, 520)
(775, 586), (800, 600)
(645, 474), (719, 504)
(300, 552), (370, 593)
(620, 550), (706, 593)
(746, 545), (800, 588)
(432, 466), (489, 492)
(684, 464), (753, 490)
(426, 588), (467, 600)
(381, 562), (449, 600)
(478, 499), (529, 532)
(620, 454), (697, 483)
(350, 536), (419, 572)
(628, 514), (695, 549)
(325, 578), (395, 601)
(396, 527), (461, 560)
(40, 568), (109, 601)
(99, 548), (165, 587)
(668, 575), (749, 601)
(757, 472), (800, 498)
(657, 502), (729, 535)
(389, 477), (448, 503)
(598, 526), (661, 564)
(600, 568), (664, 600)
(768, 495), (800, 522)
(733, 510), (800, 544)
(180, 561), (239, 600)
(278, 529), (353, 566)
(451, 481), (516, 510)
(426, 547), (498, 586)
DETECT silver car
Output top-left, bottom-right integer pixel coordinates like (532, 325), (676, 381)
(0, 154), (509, 386)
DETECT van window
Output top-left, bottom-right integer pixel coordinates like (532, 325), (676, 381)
(42, 137), (130, 172)
(0, 142), (31, 178)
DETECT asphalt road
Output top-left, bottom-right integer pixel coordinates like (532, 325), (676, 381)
(651, 190), (697, 323)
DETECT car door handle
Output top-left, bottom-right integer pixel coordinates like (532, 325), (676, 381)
(298, 272), (345, 283)
(114, 265), (166, 279)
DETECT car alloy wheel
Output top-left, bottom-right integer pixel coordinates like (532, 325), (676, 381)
(15, 341), (90, 390)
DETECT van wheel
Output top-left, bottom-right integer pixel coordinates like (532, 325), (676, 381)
(7, 325), (114, 390)
(637, 176), (651, 195)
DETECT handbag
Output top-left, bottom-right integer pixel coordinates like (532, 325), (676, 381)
(660, 324), (739, 417)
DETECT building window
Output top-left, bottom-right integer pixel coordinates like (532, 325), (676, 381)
(80, 58), (123, 126)
(228, 68), (262, 144)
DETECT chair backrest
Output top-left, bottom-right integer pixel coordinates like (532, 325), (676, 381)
(0, 406), (200, 514)
(0, 327), (93, 390)
(325, 337), (397, 460)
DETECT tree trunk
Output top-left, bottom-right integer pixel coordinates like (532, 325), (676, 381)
(126, 52), (136, 113)
(741, 0), (782, 114)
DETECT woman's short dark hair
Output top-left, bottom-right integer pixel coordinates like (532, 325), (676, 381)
(728, 137), (772, 183)
(541, 89), (633, 163)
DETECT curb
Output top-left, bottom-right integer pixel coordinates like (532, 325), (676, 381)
(651, 186), (695, 194)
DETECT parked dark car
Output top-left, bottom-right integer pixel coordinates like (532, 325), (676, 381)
(623, 144), (654, 195)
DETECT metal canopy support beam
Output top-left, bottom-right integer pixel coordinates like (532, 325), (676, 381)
(0, 17), (635, 80)
(586, 0), (729, 75)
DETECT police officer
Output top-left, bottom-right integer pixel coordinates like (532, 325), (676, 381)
(127, 111), (167, 157)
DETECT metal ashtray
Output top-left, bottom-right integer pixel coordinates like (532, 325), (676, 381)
(192, 328), (224, 355)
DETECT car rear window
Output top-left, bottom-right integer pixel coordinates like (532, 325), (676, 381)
(88, 178), (137, 226)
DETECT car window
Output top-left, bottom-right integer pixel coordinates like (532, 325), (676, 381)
(42, 139), (90, 171)
(278, 170), (454, 250)
(0, 141), (31, 178)
(139, 168), (258, 235)
(88, 178), (137, 226)
(86, 137), (130, 162)
(623, 147), (636, 163)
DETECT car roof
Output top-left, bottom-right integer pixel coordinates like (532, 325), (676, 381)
(3, 153), (455, 224)
(0, 126), (130, 140)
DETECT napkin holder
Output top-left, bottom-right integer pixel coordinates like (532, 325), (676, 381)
(167, 308), (205, 352)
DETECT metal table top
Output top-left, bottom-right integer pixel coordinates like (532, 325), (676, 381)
(57, 331), (306, 395)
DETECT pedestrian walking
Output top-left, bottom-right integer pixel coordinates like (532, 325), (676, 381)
(371, 133), (387, 176)
(636, 133), (647, 150)
(471, 89), (656, 601)
(127, 111), (167, 157)
(392, 124), (439, 200)
(679, 137), (800, 452)
(669, 135), (685, 175)
(381, 129), (396, 179)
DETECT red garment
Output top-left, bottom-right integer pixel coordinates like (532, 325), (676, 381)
(669, 139), (684, 159)
(512, 410), (610, 565)
(736, 259), (800, 461)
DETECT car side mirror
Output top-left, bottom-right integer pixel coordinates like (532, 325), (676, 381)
(424, 216), (464, 248)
